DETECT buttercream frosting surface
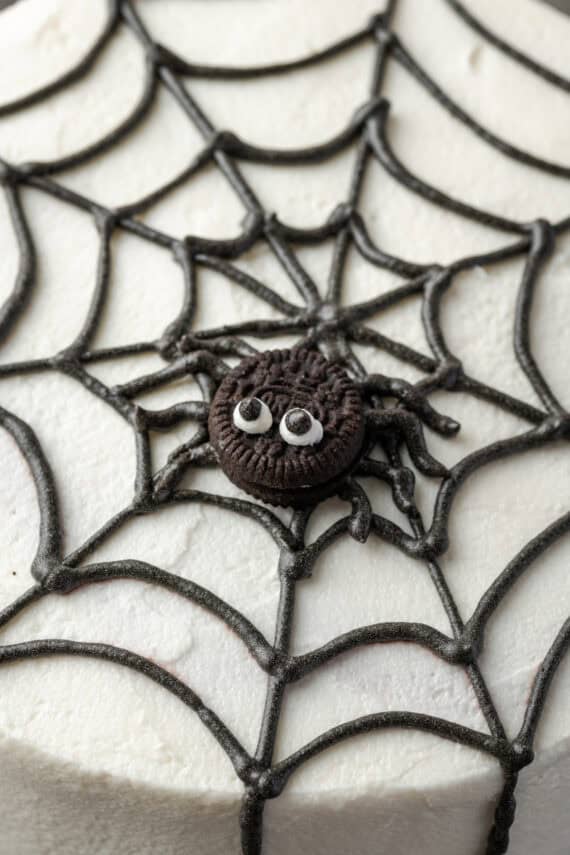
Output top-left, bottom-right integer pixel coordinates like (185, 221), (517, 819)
(0, 0), (569, 853)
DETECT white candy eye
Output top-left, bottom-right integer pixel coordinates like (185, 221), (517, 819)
(279, 408), (323, 447)
(233, 397), (273, 434)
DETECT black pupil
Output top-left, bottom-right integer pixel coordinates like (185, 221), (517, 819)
(239, 398), (262, 421)
(285, 408), (312, 435)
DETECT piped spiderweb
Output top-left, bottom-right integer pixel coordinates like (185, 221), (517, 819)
(0, 1), (570, 853)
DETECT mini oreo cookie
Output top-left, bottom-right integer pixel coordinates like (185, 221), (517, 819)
(209, 347), (365, 507)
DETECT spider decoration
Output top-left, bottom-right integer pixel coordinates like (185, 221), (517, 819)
(143, 343), (458, 520)
(0, 2), (570, 855)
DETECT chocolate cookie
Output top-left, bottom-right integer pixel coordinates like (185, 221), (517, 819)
(208, 347), (365, 507)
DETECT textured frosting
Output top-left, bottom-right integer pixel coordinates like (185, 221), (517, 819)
(0, 0), (569, 853)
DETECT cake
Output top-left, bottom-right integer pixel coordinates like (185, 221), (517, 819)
(0, 0), (569, 853)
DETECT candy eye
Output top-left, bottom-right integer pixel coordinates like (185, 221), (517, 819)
(233, 397), (273, 434)
(279, 408), (323, 447)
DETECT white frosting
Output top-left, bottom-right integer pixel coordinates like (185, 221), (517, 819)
(234, 399), (273, 435)
(0, 0), (569, 852)
(279, 409), (324, 447)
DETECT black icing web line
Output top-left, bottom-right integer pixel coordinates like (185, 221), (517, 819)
(0, 1), (569, 852)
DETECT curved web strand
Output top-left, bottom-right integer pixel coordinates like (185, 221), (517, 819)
(0, 182), (35, 342)
(443, 0), (570, 94)
(0, 2), (568, 854)
(0, 0), (120, 117)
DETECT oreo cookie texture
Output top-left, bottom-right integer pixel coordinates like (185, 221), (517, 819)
(209, 348), (365, 507)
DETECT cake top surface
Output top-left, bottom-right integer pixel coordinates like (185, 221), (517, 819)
(0, 6), (569, 853)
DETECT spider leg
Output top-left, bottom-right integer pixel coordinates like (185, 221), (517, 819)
(154, 429), (218, 501)
(338, 478), (372, 542)
(355, 458), (415, 514)
(176, 333), (258, 360)
(131, 401), (212, 503)
(112, 350), (229, 400)
(109, 351), (228, 502)
(361, 373), (460, 437)
(136, 401), (210, 431)
(366, 407), (448, 478)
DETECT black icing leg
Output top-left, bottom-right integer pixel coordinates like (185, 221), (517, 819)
(365, 406), (450, 478)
